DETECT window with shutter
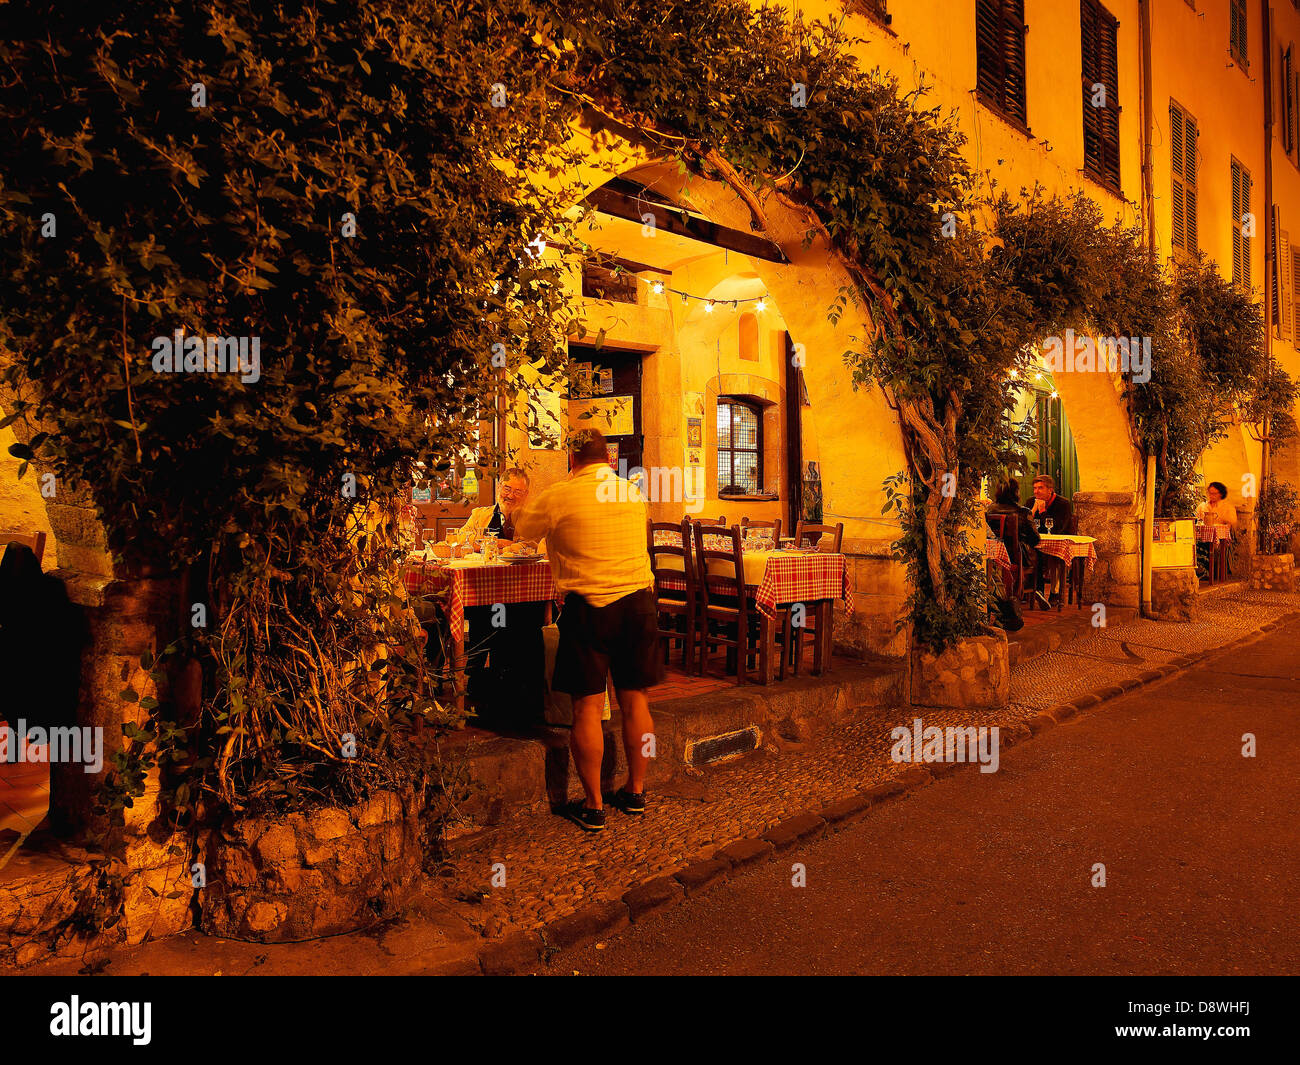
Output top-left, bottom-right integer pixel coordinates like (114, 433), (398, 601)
(1081, 0), (1121, 191)
(1171, 101), (1199, 257)
(1230, 0), (1248, 69)
(976, 0), (1028, 127)
(1232, 159), (1252, 291)
(1285, 46), (1296, 155)
(1281, 228), (1293, 341)
(1271, 207), (1282, 329)
(1292, 246), (1300, 350)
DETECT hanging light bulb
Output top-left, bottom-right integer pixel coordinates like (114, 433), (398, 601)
(1034, 371), (1044, 381)
(681, 291), (689, 305)
(1050, 390), (1059, 399)
(705, 300), (715, 313)
(652, 280), (664, 295)
(755, 298), (767, 313)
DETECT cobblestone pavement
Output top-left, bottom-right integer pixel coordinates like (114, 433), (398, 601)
(433, 582), (1300, 938)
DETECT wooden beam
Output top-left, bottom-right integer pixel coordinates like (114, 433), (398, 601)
(583, 180), (789, 265)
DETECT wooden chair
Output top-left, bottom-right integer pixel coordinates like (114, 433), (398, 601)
(692, 523), (768, 684)
(0, 530), (47, 567)
(793, 520), (844, 553)
(686, 514), (726, 526)
(648, 518), (697, 670)
(739, 516), (782, 544)
(984, 512), (1023, 601)
(781, 521), (845, 677)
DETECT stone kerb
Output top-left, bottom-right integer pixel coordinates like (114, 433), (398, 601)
(1072, 491), (1140, 608)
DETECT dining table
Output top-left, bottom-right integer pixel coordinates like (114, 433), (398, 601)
(651, 530), (853, 683)
(401, 550), (558, 709)
(1033, 533), (1098, 608)
(1196, 522), (1233, 583)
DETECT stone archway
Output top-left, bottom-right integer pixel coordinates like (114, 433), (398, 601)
(550, 125), (912, 656)
(1047, 360), (1143, 608)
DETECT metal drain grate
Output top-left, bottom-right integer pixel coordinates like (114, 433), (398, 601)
(685, 726), (761, 768)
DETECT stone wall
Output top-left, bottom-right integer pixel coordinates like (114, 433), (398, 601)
(833, 536), (910, 660)
(200, 788), (427, 943)
(1249, 553), (1296, 592)
(910, 628), (1010, 710)
(1072, 491), (1140, 608)
(1150, 566), (1199, 622)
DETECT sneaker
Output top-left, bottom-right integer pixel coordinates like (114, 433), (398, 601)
(607, 787), (646, 816)
(558, 801), (605, 832)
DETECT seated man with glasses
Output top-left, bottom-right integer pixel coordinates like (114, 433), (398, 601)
(454, 468), (531, 543)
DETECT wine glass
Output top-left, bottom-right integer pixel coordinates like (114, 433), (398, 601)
(1044, 517), (1054, 535)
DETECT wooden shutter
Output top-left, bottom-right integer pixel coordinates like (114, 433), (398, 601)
(1230, 0), (1249, 67)
(1272, 206), (1282, 329)
(1285, 47), (1296, 154)
(1292, 246), (1300, 350)
(1282, 227), (1293, 340)
(1171, 102), (1198, 255)
(1232, 161), (1252, 289)
(1185, 114), (1199, 252)
(1081, 0), (1121, 189)
(976, 0), (1027, 125)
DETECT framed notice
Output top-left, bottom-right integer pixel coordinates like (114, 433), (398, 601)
(686, 417), (702, 448)
(570, 395), (634, 437)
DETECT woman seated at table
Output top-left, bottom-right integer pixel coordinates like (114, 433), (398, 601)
(1195, 481), (1237, 579)
(985, 478), (1040, 557)
(985, 478), (1039, 598)
(1196, 481), (1237, 530)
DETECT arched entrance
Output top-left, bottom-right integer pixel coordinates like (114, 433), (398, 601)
(516, 126), (912, 655)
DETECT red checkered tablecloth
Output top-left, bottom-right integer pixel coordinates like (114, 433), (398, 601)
(402, 559), (556, 635)
(1196, 524), (1233, 543)
(1035, 535), (1098, 572)
(656, 551), (851, 621)
(985, 538), (1012, 571)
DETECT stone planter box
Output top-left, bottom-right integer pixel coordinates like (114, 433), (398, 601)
(200, 787), (427, 943)
(910, 628), (1009, 710)
(1249, 553), (1296, 592)
(1149, 565), (1199, 622)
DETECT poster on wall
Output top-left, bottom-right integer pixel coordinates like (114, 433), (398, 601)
(606, 442), (620, 467)
(685, 391), (705, 418)
(526, 386), (565, 449)
(570, 395), (634, 437)
(598, 367), (614, 394)
(412, 485), (432, 504)
(686, 447), (703, 467)
(686, 417), (702, 448)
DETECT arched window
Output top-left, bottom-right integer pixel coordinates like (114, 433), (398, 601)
(717, 397), (763, 495)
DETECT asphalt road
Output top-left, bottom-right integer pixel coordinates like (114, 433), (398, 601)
(547, 622), (1300, 975)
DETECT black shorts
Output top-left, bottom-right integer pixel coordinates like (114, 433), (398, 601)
(553, 588), (663, 698)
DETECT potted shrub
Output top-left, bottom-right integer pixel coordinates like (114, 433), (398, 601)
(1250, 480), (1298, 592)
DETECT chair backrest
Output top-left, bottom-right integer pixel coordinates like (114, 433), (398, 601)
(0, 530), (47, 566)
(648, 518), (695, 597)
(739, 516), (782, 543)
(692, 522), (744, 608)
(794, 520), (843, 553)
(685, 514), (726, 526)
